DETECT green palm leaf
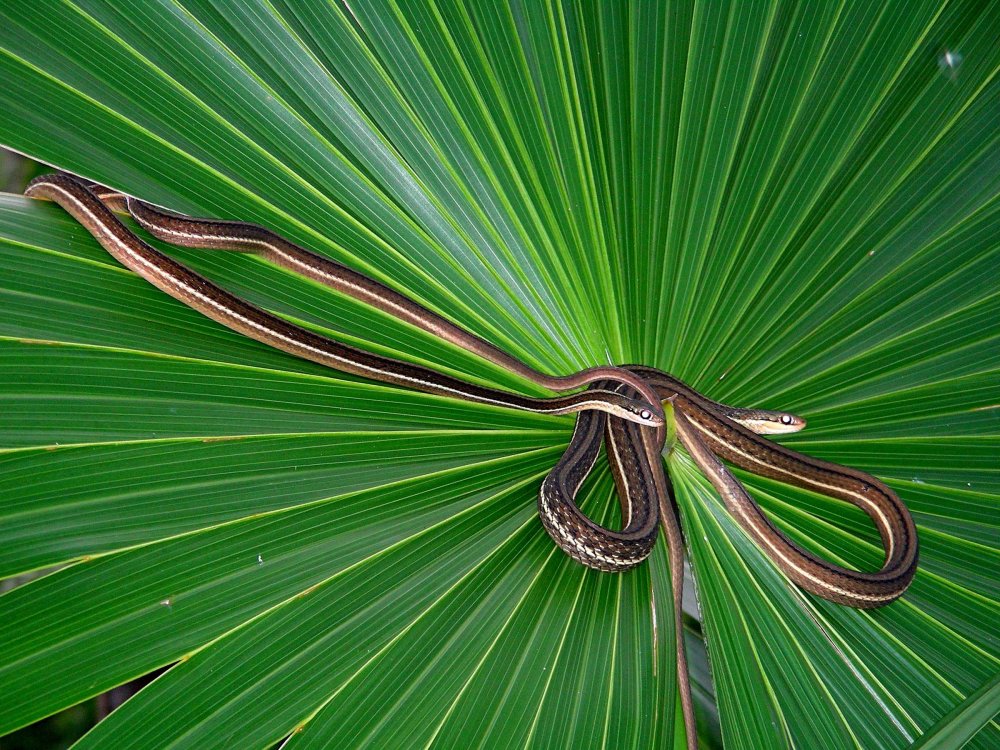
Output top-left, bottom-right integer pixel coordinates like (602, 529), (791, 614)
(0, 1), (997, 748)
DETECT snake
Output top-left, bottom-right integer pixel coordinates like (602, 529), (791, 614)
(545, 367), (917, 607)
(541, 369), (916, 748)
(26, 172), (919, 750)
(25, 173), (664, 427)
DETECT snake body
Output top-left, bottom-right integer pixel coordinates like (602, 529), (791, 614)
(26, 172), (919, 750)
(26, 174), (662, 426)
(539, 374), (808, 573)
(84, 181), (670, 426)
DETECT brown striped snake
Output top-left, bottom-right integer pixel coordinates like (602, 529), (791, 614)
(27, 172), (918, 749)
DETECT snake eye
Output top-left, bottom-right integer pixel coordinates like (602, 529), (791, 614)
(640, 409), (652, 421)
(781, 415), (793, 425)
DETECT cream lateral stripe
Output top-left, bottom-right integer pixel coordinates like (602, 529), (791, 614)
(129, 208), (423, 326)
(605, 404), (635, 528)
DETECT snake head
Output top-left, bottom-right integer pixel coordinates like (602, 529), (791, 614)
(765, 412), (807, 434)
(624, 399), (665, 427)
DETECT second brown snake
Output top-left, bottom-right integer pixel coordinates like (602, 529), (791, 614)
(26, 172), (918, 749)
